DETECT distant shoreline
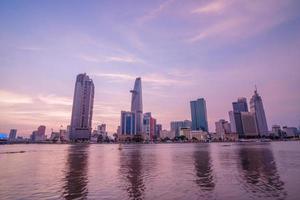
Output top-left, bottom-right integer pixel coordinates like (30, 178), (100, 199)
(1, 138), (299, 145)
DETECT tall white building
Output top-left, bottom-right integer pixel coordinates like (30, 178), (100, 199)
(250, 88), (269, 136)
(70, 73), (94, 141)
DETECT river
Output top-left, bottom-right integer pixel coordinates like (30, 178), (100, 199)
(0, 142), (299, 200)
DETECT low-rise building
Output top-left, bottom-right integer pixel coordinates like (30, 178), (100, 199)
(282, 126), (298, 137)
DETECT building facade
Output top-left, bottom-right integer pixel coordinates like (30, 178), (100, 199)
(31, 125), (46, 142)
(70, 73), (94, 141)
(215, 119), (231, 140)
(233, 97), (248, 112)
(229, 97), (249, 137)
(250, 89), (269, 136)
(121, 111), (136, 135)
(190, 98), (208, 132)
(241, 112), (259, 137)
(130, 77), (143, 134)
(170, 120), (191, 137)
(155, 124), (162, 138)
(143, 112), (156, 140)
(8, 129), (17, 141)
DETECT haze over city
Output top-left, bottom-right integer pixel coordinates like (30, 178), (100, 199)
(1, 0), (300, 136)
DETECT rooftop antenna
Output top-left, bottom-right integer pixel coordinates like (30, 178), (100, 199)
(254, 84), (258, 94)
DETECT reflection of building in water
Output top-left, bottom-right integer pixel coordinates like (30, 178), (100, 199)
(193, 145), (215, 191)
(63, 145), (89, 200)
(237, 146), (286, 199)
(119, 146), (146, 200)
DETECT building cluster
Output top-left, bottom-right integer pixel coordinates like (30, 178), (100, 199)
(117, 78), (162, 142)
(2, 73), (300, 143)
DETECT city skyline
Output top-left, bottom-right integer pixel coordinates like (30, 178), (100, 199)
(1, 0), (300, 136)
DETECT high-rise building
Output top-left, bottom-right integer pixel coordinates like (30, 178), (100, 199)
(31, 125), (46, 142)
(215, 119), (231, 136)
(233, 97), (248, 112)
(229, 111), (244, 136)
(8, 129), (17, 140)
(121, 111), (136, 135)
(155, 124), (162, 138)
(170, 120), (191, 137)
(130, 77), (143, 134)
(241, 112), (259, 137)
(229, 97), (249, 137)
(190, 98), (208, 132)
(70, 73), (94, 141)
(143, 112), (156, 140)
(250, 89), (268, 136)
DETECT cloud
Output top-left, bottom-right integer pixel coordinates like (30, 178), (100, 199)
(188, 0), (296, 43)
(94, 73), (136, 81)
(0, 90), (33, 104)
(94, 72), (191, 86)
(138, 0), (174, 24)
(191, 1), (227, 14)
(38, 94), (72, 106)
(80, 54), (142, 64)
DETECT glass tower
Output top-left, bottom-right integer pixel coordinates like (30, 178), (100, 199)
(190, 98), (208, 132)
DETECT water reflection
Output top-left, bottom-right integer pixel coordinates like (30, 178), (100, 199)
(193, 145), (215, 191)
(119, 146), (145, 200)
(237, 145), (286, 199)
(62, 144), (89, 200)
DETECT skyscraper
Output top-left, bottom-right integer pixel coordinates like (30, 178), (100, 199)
(8, 129), (17, 141)
(31, 125), (46, 142)
(121, 111), (136, 135)
(130, 77), (143, 134)
(70, 73), (94, 141)
(233, 97), (248, 112)
(229, 111), (244, 136)
(143, 112), (156, 140)
(250, 88), (269, 136)
(241, 112), (259, 137)
(229, 97), (248, 137)
(190, 98), (208, 132)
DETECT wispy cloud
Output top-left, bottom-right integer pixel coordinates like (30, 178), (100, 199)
(80, 54), (142, 63)
(191, 1), (227, 14)
(138, 0), (174, 24)
(38, 94), (72, 106)
(188, 0), (296, 43)
(94, 73), (136, 81)
(94, 72), (192, 86)
(0, 90), (33, 104)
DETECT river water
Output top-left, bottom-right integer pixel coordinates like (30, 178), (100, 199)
(0, 142), (299, 200)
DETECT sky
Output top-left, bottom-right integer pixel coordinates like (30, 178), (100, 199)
(0, 0), (300, 137)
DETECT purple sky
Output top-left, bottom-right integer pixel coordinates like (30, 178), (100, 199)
(0, 0), (300, 136)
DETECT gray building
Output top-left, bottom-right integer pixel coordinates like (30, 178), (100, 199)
(70, 73), (94, 141)
(229, 111), (244, 136)
(171, 120), (192, 137)
(190, 98), (208, 132)
(250, 89), (269, 136)
(241, 112), (259, 137)
(131, 77), (143, 134)
(233, 97), (248, 112)
(229, 97), (249, 137)
(8, 129), (17, 140)
(155, 124), (162, 138)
